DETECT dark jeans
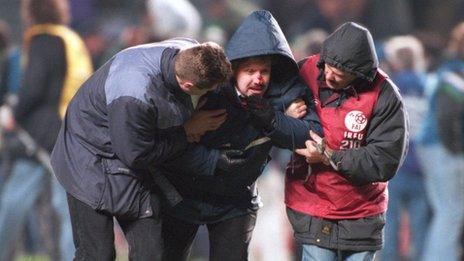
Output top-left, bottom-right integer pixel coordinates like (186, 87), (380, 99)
(67, 193), (162, 260)
(162, 212), (257, 261)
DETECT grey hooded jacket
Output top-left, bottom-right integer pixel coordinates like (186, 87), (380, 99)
(51, 38), (197, 219)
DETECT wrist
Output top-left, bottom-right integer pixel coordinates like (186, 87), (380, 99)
(323, 148), (341, 171)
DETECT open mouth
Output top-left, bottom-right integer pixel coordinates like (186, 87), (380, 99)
(250, 85), (264, 91)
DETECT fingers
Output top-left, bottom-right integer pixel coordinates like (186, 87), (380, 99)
(309, 130), (322, 143)
(295, 140), (317, 158)
(285, 100), (307, 119)
(295, 139), (327, 164)
(192, 109), (226, 118)
(187, 134), (201, 143)
(295, 148), (309, 157)
(204, 109), (227, 117)
(204, 113), (227, 131)
(294, 108), (307, 119)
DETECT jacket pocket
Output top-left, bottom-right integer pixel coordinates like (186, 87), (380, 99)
(97, 158), (152, 220)
(338, 213), (386, 242)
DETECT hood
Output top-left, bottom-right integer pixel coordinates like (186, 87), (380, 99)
(226, 10), (298, 83)
(319, 22), (378, 82)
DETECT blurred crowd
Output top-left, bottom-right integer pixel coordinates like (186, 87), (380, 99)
(0, 0), (463, 260)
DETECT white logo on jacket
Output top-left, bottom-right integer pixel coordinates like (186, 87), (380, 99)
(344, 110), (367, 132)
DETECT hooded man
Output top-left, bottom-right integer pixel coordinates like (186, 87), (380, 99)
(287, 22), (409, 260)
(158, 10), (322, 260)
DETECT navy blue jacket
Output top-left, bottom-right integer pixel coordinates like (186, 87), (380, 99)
(159, 10), (322, 223)
(51, 38), (198, 219)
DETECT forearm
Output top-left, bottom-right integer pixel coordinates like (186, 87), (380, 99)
(161, 143), (220, 177)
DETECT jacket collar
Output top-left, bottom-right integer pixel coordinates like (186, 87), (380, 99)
(160, 48), (186, 96)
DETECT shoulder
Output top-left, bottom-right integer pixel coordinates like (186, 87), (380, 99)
(29, 34), (64, 54)
(378, 77), (403, 105)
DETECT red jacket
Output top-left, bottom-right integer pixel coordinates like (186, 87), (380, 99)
(285, 55), (389, 219)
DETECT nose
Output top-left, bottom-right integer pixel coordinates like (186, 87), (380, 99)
(254, 73), (264, 85)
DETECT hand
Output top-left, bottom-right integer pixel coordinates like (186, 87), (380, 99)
(215, 148), (246, 172)
(215, 141), (272, 174)
(285, 99), (307, 119)
(183, 109), (227, 142)
(243, 96), (276, 132)
(295, 131), (331, 165)
(295, 140), (326, 164)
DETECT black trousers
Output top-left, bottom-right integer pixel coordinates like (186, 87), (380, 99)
(67, 193), (163, 260)
(162, 212), (257, 261)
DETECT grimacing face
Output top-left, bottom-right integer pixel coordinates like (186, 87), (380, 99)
(235, 57), (271, 97)
(324, 64), (357, 89)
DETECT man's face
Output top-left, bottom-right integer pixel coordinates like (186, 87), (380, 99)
(324, 64), (357, 89)
(235, 58), (271, 97)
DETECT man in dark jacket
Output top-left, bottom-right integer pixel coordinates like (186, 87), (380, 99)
(50, 38), (231, 260)
(159, 10), (322, 261)
(287, 22), (409, 260)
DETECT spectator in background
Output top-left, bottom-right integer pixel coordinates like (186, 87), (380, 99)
(381, 35), (430, 261)
(417, 21), (464, 261)
(291, 28), (328, 61)
(146, 0), (202, 41)
(0, 20), (8, 82)
(0, 19), (46, 260)
(191, 0), (260, 40)
(0, 20), (11, 110)
(0, 0), (93, 260)
(289, 22), (408, 261)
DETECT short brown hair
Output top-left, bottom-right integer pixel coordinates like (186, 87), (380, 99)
(175, 42), (232, 89)
(22, 0), (70, 26)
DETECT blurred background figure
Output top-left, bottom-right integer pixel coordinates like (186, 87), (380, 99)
(381, 35), (430, 261)
(146, 0), (201, 40)
(0, 0), (92, 260)
(417, 21), (464, 261)
(0, 18), (46, 261)
(291, 28), (328, 61)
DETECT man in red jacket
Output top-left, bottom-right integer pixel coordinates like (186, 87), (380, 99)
(285, 22), (409, 261)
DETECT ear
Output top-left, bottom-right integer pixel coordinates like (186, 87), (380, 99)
(176, 75), (194, 92)
(180, 81), (194, 91)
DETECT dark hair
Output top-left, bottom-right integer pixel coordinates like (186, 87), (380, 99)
(175, 42), (232, 89)
(22, 0), (70, 26)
